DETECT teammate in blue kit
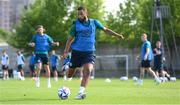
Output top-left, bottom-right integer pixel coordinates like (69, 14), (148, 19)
(29, 25), (59, 88)
(29, 52), (36, 79)
(63, 6), (124, 99)
(16, 51), (25, 81)
(50, 50), (60, 81)
(136, 33), (161, 85)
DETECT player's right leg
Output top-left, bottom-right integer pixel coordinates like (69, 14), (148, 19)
(52, 66), (58, 81)
(3, 69), (6, 80)
(67, 68), (76, 81)
(136, 60), (147, 85)
(35, 62), (42, 87)
(41, 54), (51, 88)
(17, 65), (22, 80)
(20, 66), (25, 80)
(2, 65), (6, 80)
(136, 67), (144, 85)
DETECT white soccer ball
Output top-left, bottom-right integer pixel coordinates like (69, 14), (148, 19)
(132, 76), (138, 82)
(57, 86), (70, 100)
(105, 78), (111, 83)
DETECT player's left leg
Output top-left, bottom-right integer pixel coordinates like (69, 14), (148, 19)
(5, 69), (9, 80)
(3, 69), (8, 80)
(76, 63), (93, 99)
(44, 64), (51, 88)
(20, 69), (25, 80)
(146, 67), (161, 84)
(162, 70), (171, 81)
(53, 66), (58, 81)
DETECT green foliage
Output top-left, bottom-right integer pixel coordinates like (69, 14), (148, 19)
(106, 0), (180, 48)
(0, 28), (10, 42)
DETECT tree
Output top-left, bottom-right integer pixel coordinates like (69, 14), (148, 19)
(0, 28), (10, 42)
(106, 0), (180, 47)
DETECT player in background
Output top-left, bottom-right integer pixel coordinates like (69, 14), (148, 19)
(28, 25), (59, 88)
(136, 33), (161, 85)
(16, 51), (25, 81)
(50, 50), (60, 81)
(29, 51), (36, 80)
(153, 41), (171, 81)
(63, 6), (124, 99)
(61, 52), (71, 81)
(1, 50), (9, 80)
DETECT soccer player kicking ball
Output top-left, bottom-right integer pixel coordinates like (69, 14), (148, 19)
(29, 25), (59, 88)
(136, 33), (161, 85)
(63, 6), (124, 99)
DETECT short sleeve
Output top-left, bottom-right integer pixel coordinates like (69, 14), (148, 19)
(144, 43), (150, 49)
(69, 24), (76, 37)
(47, 35), (53, 44)
(31, 35), (36, 43)
(94, 19), (105, 30)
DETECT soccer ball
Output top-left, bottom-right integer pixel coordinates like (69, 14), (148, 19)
(132, 76), (138, 82)
(57, 86), (70, 100)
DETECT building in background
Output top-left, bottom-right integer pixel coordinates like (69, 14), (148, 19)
(0, 0), (34, 32)
(0, 0), (10, 31)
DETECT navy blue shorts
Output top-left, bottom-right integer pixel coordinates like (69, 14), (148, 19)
(29, 65), (35, 72)
(154, 62), (163, 72)
(51, 66), (58, 71)
(2, 65), (8, 70)
(35, 54), (49, 65)
(69, 50), (95, 68)
(141, 60), (151, 68)
(18, 64), (23, 71)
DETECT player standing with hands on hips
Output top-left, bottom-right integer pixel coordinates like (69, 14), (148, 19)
(29, 25), (59, 88)
(63, 6), (124, 99)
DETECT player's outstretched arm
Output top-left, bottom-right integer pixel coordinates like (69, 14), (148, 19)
(103, 27), (124, 39)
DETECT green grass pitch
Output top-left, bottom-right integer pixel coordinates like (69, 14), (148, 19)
(0, 78), (179, 105)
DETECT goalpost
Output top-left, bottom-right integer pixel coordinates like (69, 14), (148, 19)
(92, 54), (129, 78)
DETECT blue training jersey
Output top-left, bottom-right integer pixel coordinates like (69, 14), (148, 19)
(31, 34), (53, 54)
(141, 40), (154, 61)
(29, 55), (35, 65)
(70, 19), (104, 52)
(50, 54), (58, 67)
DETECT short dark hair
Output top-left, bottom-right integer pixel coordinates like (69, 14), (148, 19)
(77, 6), (87, 11)
(35, 25), (44, 30)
